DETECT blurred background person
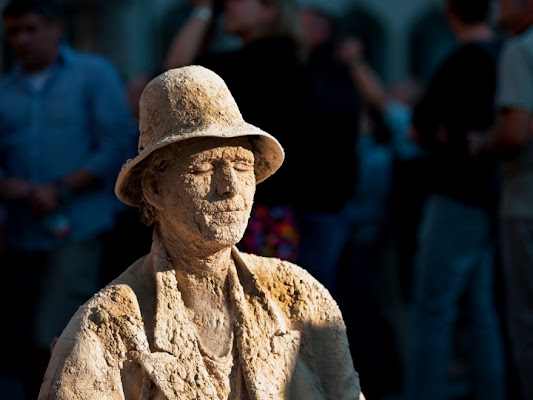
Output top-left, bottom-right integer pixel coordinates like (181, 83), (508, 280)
(339, 106), (407, 400)
(405, 0), (506, 399)
(383, 78), (428, 303)
(0, 0), (135, 398)
(163, 0), (312, 263)
(337, 36), (427, 304)
(336, 34), (425, 399)
(295, 1), (362, 299)
(99, 71), (157, 287)
(469, 0), (533, 398)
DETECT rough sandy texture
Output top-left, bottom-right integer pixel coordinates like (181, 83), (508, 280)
(38, 240), (364, 399)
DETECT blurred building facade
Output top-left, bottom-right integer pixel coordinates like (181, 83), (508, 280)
(0, 0), (463, 89)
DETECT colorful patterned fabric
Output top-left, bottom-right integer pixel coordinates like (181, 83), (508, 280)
(239, 204), (300, 262)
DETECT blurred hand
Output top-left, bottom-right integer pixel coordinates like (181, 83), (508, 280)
(336, 36), (365, 67)
(435, 123), (449, 144)
(27, 182), (60, 216)
(467, 130), (486, 158)
(0, 177), (32, 201)
(408, 125), (420, 143)
(189, 0), (214, 9)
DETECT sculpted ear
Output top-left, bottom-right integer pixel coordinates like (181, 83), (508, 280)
(141, 173), (165, 210)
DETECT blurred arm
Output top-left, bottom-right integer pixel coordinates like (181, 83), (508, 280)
(336, 36), (388, 114)
(470, 107), (531, 159)
(163, 0), (215, 70)
(471, 38), (533, 159)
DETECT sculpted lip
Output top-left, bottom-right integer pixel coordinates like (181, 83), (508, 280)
(211, 204), (246, 213)
(195, 209), (244, 215)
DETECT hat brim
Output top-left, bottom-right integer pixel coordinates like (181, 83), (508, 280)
(115, 122), (284, 207)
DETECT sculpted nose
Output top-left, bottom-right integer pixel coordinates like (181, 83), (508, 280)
(216, 166), (239, 196)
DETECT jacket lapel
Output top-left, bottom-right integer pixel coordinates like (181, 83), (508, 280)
(138, 238), (219, 399)
(230, 248), (301, 400)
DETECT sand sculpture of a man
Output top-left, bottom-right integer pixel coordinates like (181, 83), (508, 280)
(38, 65), (365, 400)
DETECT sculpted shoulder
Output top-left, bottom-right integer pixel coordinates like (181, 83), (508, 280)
(237, 252), (342, 321)
(239, 252), (330, 291)
(56, 279), (149, 360)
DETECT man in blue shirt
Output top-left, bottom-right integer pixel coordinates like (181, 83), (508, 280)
(0, 0), (135, 398)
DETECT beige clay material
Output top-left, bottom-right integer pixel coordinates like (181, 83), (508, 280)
(38, 237), (363, 399)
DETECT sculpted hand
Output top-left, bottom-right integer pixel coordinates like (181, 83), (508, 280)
(0, 177), (32, 201)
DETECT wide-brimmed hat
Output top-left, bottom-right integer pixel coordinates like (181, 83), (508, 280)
(115, 65), (284, 207)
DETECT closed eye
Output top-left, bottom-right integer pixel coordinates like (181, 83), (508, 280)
(191, 163), (214, 174)
(234, 161), (253, 172)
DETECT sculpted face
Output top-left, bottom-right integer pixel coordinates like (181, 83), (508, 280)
(152, 136), (256, 247)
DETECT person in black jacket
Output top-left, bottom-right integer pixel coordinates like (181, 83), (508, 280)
(295, 4), (363, 299)
(164, 0), (312, 263)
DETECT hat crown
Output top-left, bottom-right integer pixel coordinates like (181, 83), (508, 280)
(138, 66), (245, 153)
